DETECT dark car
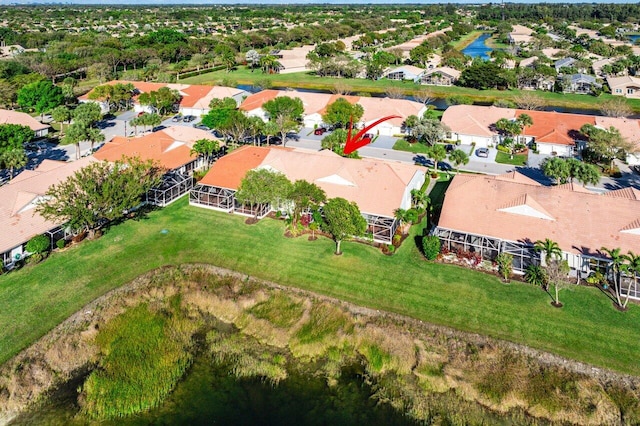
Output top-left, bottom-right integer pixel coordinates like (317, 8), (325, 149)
(445, 144), (455, 153)
(475, 147), (490, 158)
(183, 115), (196, 123)
(314, 127), (327, 136)
(171, 115), (183, 122)
(193, 124), (209, 131)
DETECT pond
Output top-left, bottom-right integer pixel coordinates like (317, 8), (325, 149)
(10, 354), (542, 426)
(461, 33), (493, 60)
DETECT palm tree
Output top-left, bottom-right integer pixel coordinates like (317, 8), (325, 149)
(394, 208), (411, 233)
(0, 148), (28, 180)
(516, 113), (533, 145)
(524, 264), (548, 290)
(410, 189), (430, 211)
(602, 247), (625, 308)
(623, 251), (640, 307)
(534, 238), (562, 266)
(449, 149), (469, 173)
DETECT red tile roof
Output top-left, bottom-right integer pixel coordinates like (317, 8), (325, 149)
(517, 110), (595, 146)
(94, 128), (205, 170)
(199, 146), (271, 188)
(240, 90), (279, 112)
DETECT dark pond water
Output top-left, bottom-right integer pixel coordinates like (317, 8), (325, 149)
(10, 357), (419, 426)
(628, 34), (640, 44)
(461, 33), (493, 60)
(10, 354), (544, 426)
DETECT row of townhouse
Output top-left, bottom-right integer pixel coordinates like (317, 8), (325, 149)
(0, 126), (217, 267)
(433, 171), (640, 300)
(239, 89), (427, 137)
(440, 104), (640, 164)
(0, 109), (50, 138)
(79, 81), (250, 116)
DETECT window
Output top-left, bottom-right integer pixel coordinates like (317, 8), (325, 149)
(616, 89), (622, 93)
(627, 88), (635, 95)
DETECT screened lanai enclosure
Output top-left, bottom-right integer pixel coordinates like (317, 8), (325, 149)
(363, 213), (398, 244)
(190, 184), (398, 243)
(189, 184), (235, 211)
(146, 172), (194, 207)
(432, 227), (537, 273)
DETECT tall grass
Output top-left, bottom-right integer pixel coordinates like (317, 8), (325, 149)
(249, 292), (304, 328)
(80, 301), (196, 420)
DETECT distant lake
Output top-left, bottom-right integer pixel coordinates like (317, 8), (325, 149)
(462, 33), (493, 60)
(628, 34), (640, 44)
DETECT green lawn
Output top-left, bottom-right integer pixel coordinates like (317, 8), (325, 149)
(392, 139), (431, 154)
(495, 151), (528, 166)
(182, 67), (640, 113)
(2, 198), (640, 376)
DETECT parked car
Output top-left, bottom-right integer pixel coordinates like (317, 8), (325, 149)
(364, 133), (374, 139)
(445, 144), (455, 153)
(475, 147), (489, 158)
(137, 111), (145, 117)
(183, 115), (196, 123)
(314, 127), (327, 136)
(193, 124), (209, 131)
(171, 115), (183, 122)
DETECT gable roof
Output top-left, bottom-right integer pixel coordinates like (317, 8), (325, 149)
(607, 75), (640, 90)
(0, 156), (95, 254)
(198, 146), (424, 217)
(516, 110), (595, 146)
(441, 105), (515, 137)
(0, 109), (48, 132)
(94, 126), (218, 170)
(438, 172), (640, 256)
(423, 67), (461, 79)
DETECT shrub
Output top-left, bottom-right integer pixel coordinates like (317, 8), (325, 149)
(446, 95), (473, 105)
(386, 244), (396, 254)
(56, 239), (66, 249)
(25, 234), (50, 255)
(496, 144), (511, 153)
(422, 235), (441, 260)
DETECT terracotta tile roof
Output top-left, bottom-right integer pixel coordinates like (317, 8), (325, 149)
(0, 109), (48, 132)
(494, 171), (541, 186)
(438, 173), (640, 256)
(94, 126), (216, 170)
(240, 90), (279, 112)
(0, 156), (95, 254)
(603, 187), (640, 200)
(357, 97), (425, 127)
(517, 110), (595, 146)
(595, 116), (640, 151)
(198, 146), (424, 217)
(441, 105), (515, 137)
(199, 146), (270, 188)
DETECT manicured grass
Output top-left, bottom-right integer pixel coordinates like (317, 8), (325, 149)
(495, 151), (528, 166)
(182, 67), (640, 113)
(392, 139), (431, 154)
(2, 198), (640, 375)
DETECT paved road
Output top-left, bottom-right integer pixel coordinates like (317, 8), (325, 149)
(7, 120), (639, 193)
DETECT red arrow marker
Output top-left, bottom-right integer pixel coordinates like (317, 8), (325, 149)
(343, 115), (401, 155)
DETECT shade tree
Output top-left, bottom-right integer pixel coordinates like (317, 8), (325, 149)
(235, 168), (293, 219)
(262, 96), (304, 147)
(288, 180), (326, 228)
(16, 80), (64, 119)
(322, 197), (367, 255)
(322, 97), (364, 129)
(36, 157), (164, 238)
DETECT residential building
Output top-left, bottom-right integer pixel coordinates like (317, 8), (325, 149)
(415, 67), (461, 86)
(508, 25), (534, 45)
(441, 105), (640, 157)
(607, 75), (640, 99)
(562, 74), (601, 94)
(190, 146), (425, 244)
(554, 57), (575, 73)
(240, 90), (426, 136)
(94, 126), (221, 206)
(433, 171), (640, 299)
(385, 65), (424, 81)
(0, 109), (49, 138)
(0, 157), (95, 267)
(79, 80), (249, 116)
